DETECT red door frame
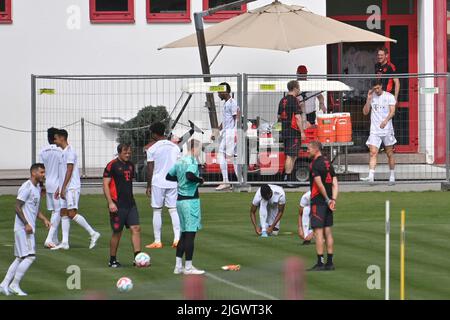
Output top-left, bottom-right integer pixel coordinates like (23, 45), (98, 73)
(329, 0), (418, 153)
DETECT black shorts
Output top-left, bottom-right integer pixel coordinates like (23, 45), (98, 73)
(310, 204), (333, 229)
(282, 131), (301, 157)
(110, 206), (140, 233)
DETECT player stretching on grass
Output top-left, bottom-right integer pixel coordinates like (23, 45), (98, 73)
(307, 141), (338, 271)
(166, 139), (205, 275)
(145, 122), (181, 249)
(250, 184), (286, 238)
(0, 164), (51, 296)
(103, 144), (142, 268)
(51, 129), (100, 250)
(298, 191), (314, 245)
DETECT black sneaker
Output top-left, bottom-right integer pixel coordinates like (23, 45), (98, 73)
(324, 264), (335, 271)
(302, 240), (312, 245)
(108, 260), (121, 268)
(307, 263), (326, 272)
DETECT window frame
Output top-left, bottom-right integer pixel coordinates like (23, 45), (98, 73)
(89, 0), (135, 23)
(147, 0), (191, 23)
(0, 0), (12, 24)
(202, 0), (247, 22)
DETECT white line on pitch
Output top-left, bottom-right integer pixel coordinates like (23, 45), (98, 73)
(205, 272), (279, 300)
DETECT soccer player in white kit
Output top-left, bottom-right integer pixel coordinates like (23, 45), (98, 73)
(361, 79), (397, 185)
(250, 184), (286, 238)
(51, 129), (100, 250)
(0, 163), (50, 296)
(39, 127), (62, 248)
(145, 122), (181, 249)
(214, 82), (240, 191)
(298, 191), (314, 245)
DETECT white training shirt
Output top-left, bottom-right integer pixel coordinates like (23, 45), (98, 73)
(15, 180), (41, 232)
(222, 97), (239, 130)
(39, 144), (62, 193)
(60, 145), (81, 190)
(298, 91), (322, 115)
(370, 91), (396, 136)
(252, 184), (286, 211)
(147, 139), (180, 189)
(300, 191), (311, 208)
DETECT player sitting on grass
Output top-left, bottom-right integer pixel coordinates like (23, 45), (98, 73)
(298, 191), (314, 245)
(103, 144), (142, 268)
(0, 163), (51, 296)
(166, 139), (205, 275)
(250, 184), (286, 238)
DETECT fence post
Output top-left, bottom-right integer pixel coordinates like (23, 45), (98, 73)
(81, 117), (87, 178)
(31, 74), (37, 164)
(443, 73), (450, 190)
(242, 73), (249, 190)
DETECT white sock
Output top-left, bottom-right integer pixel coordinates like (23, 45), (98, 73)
(368, 169), (375, 179)
(219, 154), (229, 183)
(259, 207), (268, 232)
(390, 170), (395, 179)
(152, 208), (162, 243)
(176, 257), (183, 269)
(168, 208), (180, 242)
(61, 216), (71, 244)
(1, 258), (21, 288)
(185, 260), (193, 270)
(11, 256), (35, 287)
(73, 214), (95, 236)
(45, 211), (61, 244)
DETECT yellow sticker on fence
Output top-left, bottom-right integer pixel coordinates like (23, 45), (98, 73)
(40, 88), (55, 95)
(259, 84), (276, 91)
(209, 85), (226, 92)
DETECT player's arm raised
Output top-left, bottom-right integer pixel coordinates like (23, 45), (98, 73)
(15, 199), (32, 234)
(249, 204), (261, 235)
(363, 90), (373, 116)
(60, 163), (74, 200)
(102, 177), (118, 213)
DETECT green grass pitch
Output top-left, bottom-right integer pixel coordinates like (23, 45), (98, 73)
(1, 191), (449, 300)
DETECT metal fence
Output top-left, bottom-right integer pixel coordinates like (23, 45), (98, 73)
(32, 73), (450, 186)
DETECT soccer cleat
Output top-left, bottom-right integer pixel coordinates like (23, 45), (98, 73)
(260, 231), (268, 238)
(0, 285), (11, 296)
(145, 242), (163, 249)
(324, 264), (335, 271)
(172, 241), (179, 248)
(183, 267), (205, 275)
(89, 232), (101, 249)
(215, 184), (231, 191)
(50, 242), (69, 250)
(44, 242), (57, 249)
(8, 284), (27, 296)
(173, 266), (184, 275)
(108, 260), (122, 268)
(360, 176), (374, 182)
(302, 240), (312, 246)
(307, 264), (326, 272)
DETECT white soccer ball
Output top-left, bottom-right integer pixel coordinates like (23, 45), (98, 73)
(116, 277), (133, 293)
(134, 252), (151, 268)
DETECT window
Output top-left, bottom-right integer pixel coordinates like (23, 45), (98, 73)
(203, 0), (247, 22)
(147, 0), (190, 23)
(327, 0), (382, 16)
(0, 0), (12, 24)
(90, 0), (134, 23)
(387, 0), (414, 15)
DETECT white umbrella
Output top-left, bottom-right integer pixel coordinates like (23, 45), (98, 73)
(160, 0), (395, 52)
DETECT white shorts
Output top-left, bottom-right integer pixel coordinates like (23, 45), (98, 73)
(219, 131), (237, 157)
(302, 207), (313, 239)
(46, 192), (61, 212)
(14, 229), (36, 258)
(151, 186), (177, 209)
(366, 133), (397, 149)
(60, 189), (80, 210)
